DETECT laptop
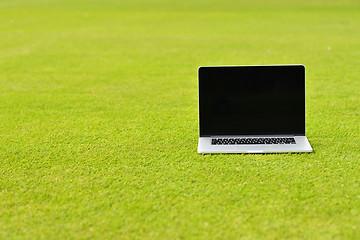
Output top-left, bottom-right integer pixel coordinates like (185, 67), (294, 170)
(198, 65), (313, 154)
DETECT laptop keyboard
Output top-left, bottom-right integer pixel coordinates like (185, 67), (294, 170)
(211, 137), (296, 145)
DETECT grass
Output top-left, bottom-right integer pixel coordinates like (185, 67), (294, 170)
(0, 0), (359, 239)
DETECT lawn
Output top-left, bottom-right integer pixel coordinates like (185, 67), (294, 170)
(0, 0), (359, 239)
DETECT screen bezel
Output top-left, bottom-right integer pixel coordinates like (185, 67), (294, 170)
(198, 65), (306, 137)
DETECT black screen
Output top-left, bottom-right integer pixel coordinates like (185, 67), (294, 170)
(199, 65), (305, 136)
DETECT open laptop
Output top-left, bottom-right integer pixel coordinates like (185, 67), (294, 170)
(198, 65), (313, 154)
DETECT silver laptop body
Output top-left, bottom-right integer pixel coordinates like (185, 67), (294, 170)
(197, 65), (313, 154)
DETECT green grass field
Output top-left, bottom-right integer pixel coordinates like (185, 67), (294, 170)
(1, 0), (359, 239)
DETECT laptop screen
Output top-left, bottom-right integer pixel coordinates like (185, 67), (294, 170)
(199, 65), (305, 136)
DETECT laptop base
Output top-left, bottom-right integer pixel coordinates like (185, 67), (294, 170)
(198, 135), (313, 154)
